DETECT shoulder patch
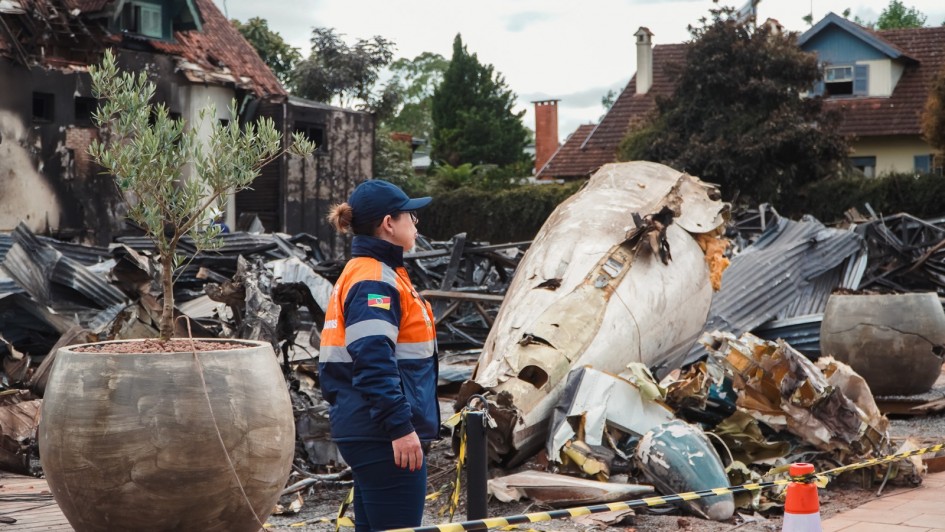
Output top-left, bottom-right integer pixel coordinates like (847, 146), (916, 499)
(367, 293), (391, 310)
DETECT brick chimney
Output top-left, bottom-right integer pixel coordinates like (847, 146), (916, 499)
(635, 27), (654, 95)
(533, 99), (559, 174)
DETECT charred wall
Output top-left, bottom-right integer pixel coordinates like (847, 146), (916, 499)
(0, 51), (215, 245)
(0, 59), (125, 243)
(243, 97), (373, 258)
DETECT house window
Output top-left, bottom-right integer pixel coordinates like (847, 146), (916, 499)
(824, 65), (869, 97)
(294, 123), (326, 153)
(32, 92), (55, 123)
(121, 2), (163, 39)
(851, 156), (877, 178)
(74, 97), (97, 126)
(915, 154), (933, 174)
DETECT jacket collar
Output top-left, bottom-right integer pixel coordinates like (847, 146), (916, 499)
(351, 235), (405, 269)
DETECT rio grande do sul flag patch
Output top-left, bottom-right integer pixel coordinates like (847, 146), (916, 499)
(367, 293), (391, 310)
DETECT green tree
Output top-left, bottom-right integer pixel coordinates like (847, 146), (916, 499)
(875, 0), (927, 29)
(89, 51), (314, 340)
(232, 17), (301, 87)
(383, 52), (449, 140)
(431, 34), (529, 168)
(293, 27), (395, 112)
(374, 126), (427, 197)
(923, 67), (945, 155)
(618, 8), (849, 205)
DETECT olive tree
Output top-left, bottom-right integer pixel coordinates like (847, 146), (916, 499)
(89, 50), (315, 340)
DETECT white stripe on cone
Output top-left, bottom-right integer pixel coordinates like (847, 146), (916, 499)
(782, 511), (822, 532)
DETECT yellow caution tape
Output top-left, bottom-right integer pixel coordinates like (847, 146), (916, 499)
(381, 441), (945, 532)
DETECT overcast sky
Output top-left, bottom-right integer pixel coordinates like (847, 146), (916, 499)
(213, 0), (945, 141)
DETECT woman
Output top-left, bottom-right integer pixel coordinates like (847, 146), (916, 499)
(319, 180), (439, 531)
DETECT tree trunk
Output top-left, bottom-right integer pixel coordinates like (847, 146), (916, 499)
(160, 254), (175, 341)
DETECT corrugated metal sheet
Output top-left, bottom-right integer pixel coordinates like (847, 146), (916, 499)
(1, 233), (110, 266)
(685, 216), (862, 365)
(753, 314), (824, 359)
(1, 224), (128, 310)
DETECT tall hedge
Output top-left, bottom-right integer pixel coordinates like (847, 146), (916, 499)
(418, 181), (585, 242)
(783, 172), (945, 222)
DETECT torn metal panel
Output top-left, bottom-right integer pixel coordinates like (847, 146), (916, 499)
(1, 223), (128, 310)
(0, 392), (41, 475)
(547, 367), (675, 463)
(468, 162), (728, 464)
(704, 331), (889, 455)
(635, 420), (734, 521)
(752, 314), (824, 360)
(269, 257), (332, 313)
(685, 214), (863, 366)
(487, 470), (654, 506)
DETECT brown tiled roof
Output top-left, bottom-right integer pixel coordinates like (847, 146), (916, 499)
(536, 124), (597, 179)
(64, 0), (110, 12)
(0, 0), (284, 98)
(824, 26), (945, 138)
(151, 0), (285, 97)
(538, 44), (687, 179)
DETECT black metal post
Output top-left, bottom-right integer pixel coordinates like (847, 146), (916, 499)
(465, 411), (488, 523)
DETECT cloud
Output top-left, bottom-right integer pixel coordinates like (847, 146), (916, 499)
(520, 80), (629, 109)
(504, 11), (555, 32)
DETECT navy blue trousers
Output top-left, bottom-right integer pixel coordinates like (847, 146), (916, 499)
(336, 441), (427, 532)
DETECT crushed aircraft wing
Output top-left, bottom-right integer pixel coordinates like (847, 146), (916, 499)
(464, 161), (728, 463)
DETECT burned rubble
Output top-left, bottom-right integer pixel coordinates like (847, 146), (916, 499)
(2, 163), (945, 527)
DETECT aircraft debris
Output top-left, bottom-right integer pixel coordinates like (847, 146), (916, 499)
(462, 161), (729, 464)
(487, 470), (654, 506)
(635, 420), (734, 521)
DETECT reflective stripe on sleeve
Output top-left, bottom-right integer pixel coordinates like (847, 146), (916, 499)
(395, 340), (436, 360)
(319, 345), (352, 363)
(380, 264), (399, 289)
(345, 319), (399, 346)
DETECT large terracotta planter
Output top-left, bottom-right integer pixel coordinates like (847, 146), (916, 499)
(38, 339), (295, 532)
(821, 293), (945, 396)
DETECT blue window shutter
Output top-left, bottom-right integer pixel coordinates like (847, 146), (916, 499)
(854, 64), (869, 95)
(915, 155), (931, 173)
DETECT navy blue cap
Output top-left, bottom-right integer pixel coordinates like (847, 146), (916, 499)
(349, 180), (432, 227)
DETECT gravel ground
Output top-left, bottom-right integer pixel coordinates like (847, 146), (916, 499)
(266, 368), (945, 532)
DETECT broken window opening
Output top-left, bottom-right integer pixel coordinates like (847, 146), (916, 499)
(517, 365), (549, 389)
(120, 2), (164, 39)
(74, 97), (97, 126)
(295, 123), (326, 154)
(851, 156), (876, 178)
(32, 92), (55, 123)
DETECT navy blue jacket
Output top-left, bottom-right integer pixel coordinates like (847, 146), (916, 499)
(319, 236), (440, 442)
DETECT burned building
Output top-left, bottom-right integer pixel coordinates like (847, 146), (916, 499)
(0, 0), (372, 252)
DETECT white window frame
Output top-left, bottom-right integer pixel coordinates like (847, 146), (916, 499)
(824, 66), (854, 83)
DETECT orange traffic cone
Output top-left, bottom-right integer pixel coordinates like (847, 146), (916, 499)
(782, 463), (822, 531)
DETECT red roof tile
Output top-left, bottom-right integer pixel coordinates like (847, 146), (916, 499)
(541, 24), (945, 179)
(0, 0), (284, 98)
(538, 44), (686, 179)
(154, 0), (285, 97)
(536, 124), (597, 179)
(824, 26), (945, 138)
(64, 0), (111, 12)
